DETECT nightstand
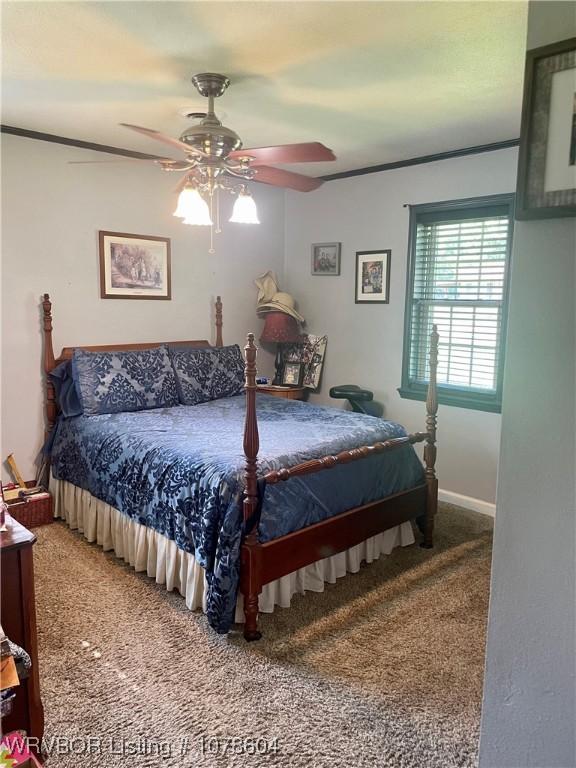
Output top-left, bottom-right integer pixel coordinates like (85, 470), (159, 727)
(257, 385), (306, 401)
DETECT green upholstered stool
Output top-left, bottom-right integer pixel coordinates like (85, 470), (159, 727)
(329, 385), (381, 417)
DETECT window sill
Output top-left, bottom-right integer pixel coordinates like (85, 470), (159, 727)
(397, 386), (502, 414)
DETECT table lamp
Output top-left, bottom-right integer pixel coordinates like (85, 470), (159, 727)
(260, 311), (301, 385)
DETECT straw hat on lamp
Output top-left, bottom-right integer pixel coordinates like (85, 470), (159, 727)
(255, 271), (305, 323)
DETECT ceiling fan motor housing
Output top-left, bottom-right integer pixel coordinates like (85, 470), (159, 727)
(180, 122), (242, 159)
(184, 72), (242, 158)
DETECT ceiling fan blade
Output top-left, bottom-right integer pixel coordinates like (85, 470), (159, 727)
(250, 165), (323, 192)
(229, 142), (335, 165)
(69, 159), (142, 164)
(120, 123), (202, 157)
(68, 157), (165, 165)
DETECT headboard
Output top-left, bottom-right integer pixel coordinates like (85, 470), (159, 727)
(41, 293), (223, 433)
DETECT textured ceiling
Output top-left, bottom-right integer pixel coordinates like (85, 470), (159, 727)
(1, 1), (528, 175)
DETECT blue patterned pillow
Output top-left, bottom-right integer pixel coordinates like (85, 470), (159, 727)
(72, 346), (180, 416)
(50, 360), (83, 418)
(170, 345), (245, 405)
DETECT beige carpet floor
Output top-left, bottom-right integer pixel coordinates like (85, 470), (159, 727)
(33, 504), (493, 768)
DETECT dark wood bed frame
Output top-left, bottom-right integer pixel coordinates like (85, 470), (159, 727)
(41, 293), (438, 641)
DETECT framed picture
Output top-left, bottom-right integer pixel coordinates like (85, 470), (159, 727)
(281, 362), (304, 387)
(99, 231), (171, 299)
(516, 37), (576, 219)
(282, 334), (327, 390)
(311, 242), (341, 275)
(355, 250), (391, 304)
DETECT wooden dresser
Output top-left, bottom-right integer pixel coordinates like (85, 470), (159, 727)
(1, 518), (44, 749)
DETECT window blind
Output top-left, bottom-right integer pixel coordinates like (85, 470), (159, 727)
(402, 197), (513, 411)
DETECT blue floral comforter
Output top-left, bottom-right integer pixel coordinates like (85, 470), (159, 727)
(51, 394), (425, 632)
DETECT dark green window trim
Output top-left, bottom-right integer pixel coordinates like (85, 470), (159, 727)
(397, 385), (503, 413)
(399, 194), (514, 413)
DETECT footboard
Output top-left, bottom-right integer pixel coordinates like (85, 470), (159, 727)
(257, 484), (427, 585)
(239, 328), (439, 641)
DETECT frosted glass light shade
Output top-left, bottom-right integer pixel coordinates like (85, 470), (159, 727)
(174, 186), (213, 226)
(173, 186), (196, 218)
(229, 191), (259, 224)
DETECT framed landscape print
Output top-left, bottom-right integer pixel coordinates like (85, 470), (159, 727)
(516, 37), (576, 219)
(311, 242), (341, 275)
(355, 250), (391, 304)
(99, 231), (171, 299)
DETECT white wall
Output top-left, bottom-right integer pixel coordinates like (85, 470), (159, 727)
(284, 148), (519, 506)
(0, 135), (519, 506)
(479, 3), (576, 765)
(1, 134), (285, 480)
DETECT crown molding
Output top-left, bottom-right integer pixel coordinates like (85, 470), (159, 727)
(320, 138), (520, 181)
(1, 124), (519, 179)
(0, 124), (162, 160)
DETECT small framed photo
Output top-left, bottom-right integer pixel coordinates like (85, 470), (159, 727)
(311, 242), (341, 275)
(99, 231), (171, 300)
(355, 250), (391, 304)
(516, 37), (576, 219)
(281, 362), (304, 387)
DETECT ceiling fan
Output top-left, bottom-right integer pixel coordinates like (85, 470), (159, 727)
(110, 72), (336, 253)
(123, 73), (335, 191)
(112, 73), (336, 249)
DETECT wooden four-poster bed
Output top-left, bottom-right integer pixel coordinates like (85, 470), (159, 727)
(41, 293), (438, 640)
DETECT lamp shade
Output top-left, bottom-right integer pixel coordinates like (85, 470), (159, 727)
(260, 311), (300, 343)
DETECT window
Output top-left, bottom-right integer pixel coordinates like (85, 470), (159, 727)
(399, 194), (514, 413)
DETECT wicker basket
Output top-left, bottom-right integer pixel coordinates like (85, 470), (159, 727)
(6, 494), (53, 529)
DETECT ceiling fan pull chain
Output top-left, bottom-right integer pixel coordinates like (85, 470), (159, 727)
(209, 193), (216, 254)
(215, 187), (222, 235)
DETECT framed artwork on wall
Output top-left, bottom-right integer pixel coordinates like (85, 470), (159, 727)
(311, 242), (341, 275)
(99, 231), (172, 300)
(355, 250), (391, 304)
(516, 37), (576, 219)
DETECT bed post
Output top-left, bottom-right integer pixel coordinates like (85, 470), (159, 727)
(422, 324), (439, 548)
(241, 333), (263, 641)
(215, 295), (223, 347)
(42, 294), (57, 435)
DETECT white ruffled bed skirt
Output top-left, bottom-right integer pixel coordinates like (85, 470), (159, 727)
(49, 475), (415, 623)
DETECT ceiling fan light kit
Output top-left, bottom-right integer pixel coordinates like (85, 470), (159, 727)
(229, 187), (260, 224)
(174, 181), (213, 226)
(120, 73), (336, 251)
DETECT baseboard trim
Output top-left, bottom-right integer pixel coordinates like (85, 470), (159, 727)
(439, 489), (495, 518)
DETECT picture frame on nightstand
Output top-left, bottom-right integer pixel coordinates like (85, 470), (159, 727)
(281, 362), (304, 387)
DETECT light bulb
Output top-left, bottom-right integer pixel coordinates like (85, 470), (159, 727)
(229, 189), (260, 224)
